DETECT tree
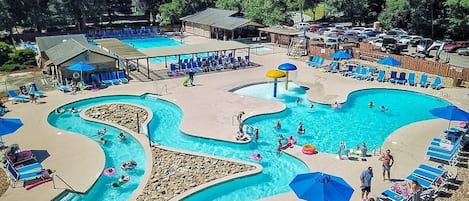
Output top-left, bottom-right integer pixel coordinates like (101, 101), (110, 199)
(216, 0), (243, 12)
(0, 42), (13, 66)
(378, 0), (410, 30)
(446, 0), (469, 40)
(159, 0), (189, 26)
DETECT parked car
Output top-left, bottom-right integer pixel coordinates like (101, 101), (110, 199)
(457, 47), (469, 56)
(378, 30), (405, 39)
(369, 38), (383, 48)
(295, 22), (310, 30)
(325, 37), (340, 48)
(380, 37), (405, 54)
(444, 41), (469, 52)
(340, 31), (367, 42)
(390, 28), (408, 35)
(309, 24), (321, 32)
(349, 27), (366, 34)
(318, 28), (331, 35)
(324, 29), (344, 37)
(409, 36), (424, 47)
(363, 30), (381, 37)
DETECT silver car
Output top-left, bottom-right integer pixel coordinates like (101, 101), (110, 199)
(325, 37), (339, 48)
(457, 47), (469, 56)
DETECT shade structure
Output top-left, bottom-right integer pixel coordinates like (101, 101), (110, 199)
(0, 118), (24, 137)
(67, 61), (96, 80)
(266, 70), (286, 98)
(377, 56), (402, 67)
(289, 172), (354, 201)
(330, 51), (352, 60)
(278, 63), (298, 90)
(430, 106), (469, 128)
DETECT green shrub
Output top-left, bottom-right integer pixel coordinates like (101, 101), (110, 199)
(0, 64), (28, 72)
(9, 49), (36, 65)
(0, 42), (12, 66)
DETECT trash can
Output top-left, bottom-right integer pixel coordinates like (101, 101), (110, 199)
(452, 78), (462, 87)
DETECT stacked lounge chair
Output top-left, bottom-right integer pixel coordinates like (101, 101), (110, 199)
(431, 76), (443, 90)
(7, 90), (29, 102)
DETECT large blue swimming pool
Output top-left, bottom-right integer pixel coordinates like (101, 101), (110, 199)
(120, 37), (209, 63)
(47, 83), (450, 201)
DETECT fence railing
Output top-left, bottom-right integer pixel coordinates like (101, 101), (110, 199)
(308, 42), (468, 82)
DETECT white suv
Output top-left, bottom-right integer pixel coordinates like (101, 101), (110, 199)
(295, 22), (310, 30)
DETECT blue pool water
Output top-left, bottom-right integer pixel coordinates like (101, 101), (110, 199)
(234, 82), (451, 153)
(252, 47), (273, 52)
(120, 37), (210, 63)
(46, 83), (451, 201)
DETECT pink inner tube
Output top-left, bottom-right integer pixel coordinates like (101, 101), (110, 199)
(103, 168), (117, 176)
(301, 149), (314, 155)
(250, 153), (263, 161)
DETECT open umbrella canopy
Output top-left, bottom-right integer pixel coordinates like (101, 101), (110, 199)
(0, 118), (24, 137)
(430, 106), (469, 121)
(266, 70), (286, 78)
(290, 172), (354, 201)
(377, 56), (402, 67)
(67, 61), (96, 72)
(330, 51), (352, 60)
(278, 63), (298, 71)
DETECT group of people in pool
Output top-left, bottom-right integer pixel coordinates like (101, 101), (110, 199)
(96, 128), (128, 145)
(121, 160), (137, 171)
(368, 101), (388, 112)
(274, 120), (305, 134)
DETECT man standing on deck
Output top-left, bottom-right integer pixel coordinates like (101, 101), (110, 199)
(379, 149), (394, 181)
(360, 166), (373, 201)
(188, 70), (195, 86)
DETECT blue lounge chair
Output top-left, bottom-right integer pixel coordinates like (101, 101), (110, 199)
(30, 83), (45, 97)
(356, 67), (369, 80)
(382, 189), (405, 201)
(419, 74), (429, 87)
(7, 90), (29, 102)
(396, 72), (407, 85)
(306, 56), (319, 66)
(349, 66), (362, 78)
(100, 72), (113, 85)
(406, 174), (432, 189)
(7, 164), (44, 187)
(376, 70), (386, 82)
(91, 74), (102, 87)
(340, 65), (354, 76)
(426, 150), (459, 166)
(117, 71), (129, 83)
(15, 162), (43, 174)
(389, 71), (398, 83)
(408, 72), (416, 86)
(315, 57), (325, 67)
(55, 82), (71, 92)
(109, 72), (120, 85)
(0, 107), (5, 116)
(431, 76), (442, 90)
(417, 164), (445, 175)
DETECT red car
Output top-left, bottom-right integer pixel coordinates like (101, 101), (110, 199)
(309, 24), (321, 32)
(444, 41), (469, 52)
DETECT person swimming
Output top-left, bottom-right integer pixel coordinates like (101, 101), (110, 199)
(98, 127), (107, 135)
(368, 101), (375, 108)
(297, 122), (306, 134)
(118, 132), (126, 140)
(274, 120), (281, 129)
(380, 105), (387, 112)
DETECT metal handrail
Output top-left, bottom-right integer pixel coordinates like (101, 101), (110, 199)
(53, 174), (76, 192)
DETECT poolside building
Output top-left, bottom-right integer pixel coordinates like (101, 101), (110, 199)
(180, 8), (264, 40)
(36, 34), (117, 84)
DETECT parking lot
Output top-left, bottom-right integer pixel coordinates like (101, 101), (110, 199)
(305, 32), (469, 68)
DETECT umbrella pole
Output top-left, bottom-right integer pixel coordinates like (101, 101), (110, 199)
(273, 79), (277, 97)
(285, 72), (289, 90)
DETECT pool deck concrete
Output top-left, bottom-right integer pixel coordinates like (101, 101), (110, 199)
(1, 34), (469, 201)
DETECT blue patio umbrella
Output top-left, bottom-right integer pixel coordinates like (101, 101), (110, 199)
(0, 118), (24, 137)
(430, 106), (469, 128)
(330, 51), (352, 60)
(67, 61), (96, 80)
(289, 172), (354, 201)
(278, 63), (297, 90)
(377, 56), (402, 67)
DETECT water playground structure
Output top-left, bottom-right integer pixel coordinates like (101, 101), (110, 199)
(265, 70), (286, 97)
